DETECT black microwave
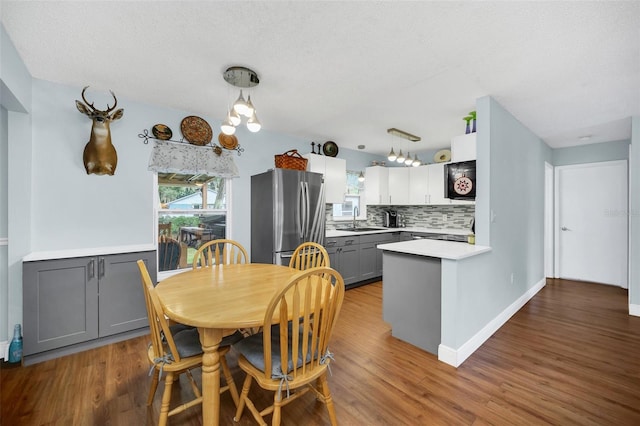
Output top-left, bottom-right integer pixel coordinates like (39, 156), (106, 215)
(445, 160), (476, 200)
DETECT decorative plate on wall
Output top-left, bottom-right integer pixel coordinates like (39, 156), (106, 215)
(434, 149), (451, 163)
(151, 124), (172, 140)
(218, 133), (239, 150)
(181, 116), (213, 146)
(323, 141), (339, 157)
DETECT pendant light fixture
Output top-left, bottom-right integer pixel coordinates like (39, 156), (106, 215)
(358, 171), (365, 182)
(387, 147), (397, 162)
(222, 66), (262, 133)
(387, 128), (422, 167)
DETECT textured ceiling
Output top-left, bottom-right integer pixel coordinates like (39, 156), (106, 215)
(1, 1), (639, 156)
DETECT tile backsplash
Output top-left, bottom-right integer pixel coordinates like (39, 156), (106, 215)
(326, 204), (475, 230)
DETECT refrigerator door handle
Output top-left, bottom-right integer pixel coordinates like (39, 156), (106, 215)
(298, 181), (306, 239)
(304, 182), (311, 241)
(309, 182), (325, 244)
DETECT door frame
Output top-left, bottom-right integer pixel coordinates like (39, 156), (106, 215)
(544, 162), (554, 278)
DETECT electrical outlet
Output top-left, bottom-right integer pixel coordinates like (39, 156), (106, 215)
(442, 214), (447, 222)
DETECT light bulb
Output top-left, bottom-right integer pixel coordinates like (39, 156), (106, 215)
(232, 89), (249, 116)
(220, 115), (236, 135)
(387, 148), (397, 162)
(229, 108), (241, 126)
(358, 171), (365, 182)
(405, 152), (414, 166)
(396, 150), (405, 163)
(247, 111), (261, 132)
(245, 95), (255, 118)
(412, 155), (421, 167)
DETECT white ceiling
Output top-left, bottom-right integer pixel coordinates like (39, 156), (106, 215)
(2, 1), (639, 157)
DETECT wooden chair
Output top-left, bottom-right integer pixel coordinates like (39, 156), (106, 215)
(158, 222), (172, 237)
(192, 239), (248, 269)
(289, 242), (330, 270)
(158, 236), (187, 271)
(136, 260), (243, 426)
(233, 267), (345, 426)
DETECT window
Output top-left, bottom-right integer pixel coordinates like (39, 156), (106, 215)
(332, 170), (366, 220)
(156, 173), (231, 273)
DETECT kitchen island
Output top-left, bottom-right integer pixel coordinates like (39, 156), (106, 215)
(377, 239), (490, 356)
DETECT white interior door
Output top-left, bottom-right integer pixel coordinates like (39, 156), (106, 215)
(554, 160), (628, 287)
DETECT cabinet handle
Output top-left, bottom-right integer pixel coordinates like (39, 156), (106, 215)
(98, 257), (105, 279)
(88, 259), (95, 280)
(345, 239), (354, 245)
(326, 241), (337, 247)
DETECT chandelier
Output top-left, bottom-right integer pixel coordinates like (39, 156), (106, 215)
(221, 66), (262, 135)
(386, 128), (422, 167)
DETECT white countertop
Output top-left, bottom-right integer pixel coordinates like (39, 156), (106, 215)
(23, 244), (156, 262)
(326, 227), (471, 238)
(377, 239), (491, 260)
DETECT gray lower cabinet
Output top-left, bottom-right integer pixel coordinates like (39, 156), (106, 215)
(23, 250), (156, 362)
(327, 232), (400, 287)
(326, 236), (360, 285)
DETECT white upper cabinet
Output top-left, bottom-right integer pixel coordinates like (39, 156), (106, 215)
(388, 167), (410, 205)
(451, 133), (476, 162)
(408, 164), (450, 205)
(409, 166), (429, 204)
(365, 166), (389, 205)
(303, 154), (347, 204)
(427, 163), (449, 204)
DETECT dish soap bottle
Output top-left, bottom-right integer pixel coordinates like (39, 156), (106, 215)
(8, 324), (23, 363)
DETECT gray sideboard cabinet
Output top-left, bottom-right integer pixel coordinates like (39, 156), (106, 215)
(23, 250), (156, 364)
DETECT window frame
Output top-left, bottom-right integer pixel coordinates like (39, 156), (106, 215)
(154, 175), (233, 280)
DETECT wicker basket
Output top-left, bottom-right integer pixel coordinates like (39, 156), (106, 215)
(274, 150), (308, 171)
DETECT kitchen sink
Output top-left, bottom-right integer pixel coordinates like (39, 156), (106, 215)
(340, 227), (385, 232)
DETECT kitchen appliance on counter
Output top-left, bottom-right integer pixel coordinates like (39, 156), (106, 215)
(251, 169), (325, 265)
(382, 209), (399, 228)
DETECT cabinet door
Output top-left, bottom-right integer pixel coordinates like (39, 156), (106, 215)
(365, 166), (389, 205)
(359, 242), (377, 280)
(303, 155), (346, 204)
(338, 244), (361, 285)
(324, 157), (347, 204)
(451, 133), (476, 162)
(409, 166), (429, 205)
(388, 168), (410, 205)
(23, 257), (99, 355)
(427, 163), (449, 204)
(98, 251), (156, 337)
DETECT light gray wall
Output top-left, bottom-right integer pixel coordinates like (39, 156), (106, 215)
(630, 117), (639, 307)
(441, 96), (549, 349)
(553, 139), (630, 166)
(0, 106), (8, 344)
(1, 23), (33, 343)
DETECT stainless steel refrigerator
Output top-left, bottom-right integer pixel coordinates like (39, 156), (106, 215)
(251, 168), (325, 265)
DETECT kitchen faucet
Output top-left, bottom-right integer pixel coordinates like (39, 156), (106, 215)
(353, 206), (359, 229)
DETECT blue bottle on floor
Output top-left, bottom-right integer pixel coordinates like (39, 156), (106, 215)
(8, 324), (23, 363)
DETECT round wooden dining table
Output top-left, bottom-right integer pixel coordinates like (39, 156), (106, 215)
(155, 263), (301, 426)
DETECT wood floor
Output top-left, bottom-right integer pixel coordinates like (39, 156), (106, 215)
(2, 278), (640, 425)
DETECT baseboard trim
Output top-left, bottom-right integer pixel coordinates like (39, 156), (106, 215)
(438, 278), (546, 368)
(0, 340), (9, 361)
(630, 304), (640, 317)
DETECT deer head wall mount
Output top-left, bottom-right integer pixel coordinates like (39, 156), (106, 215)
(75, 86), (124, 175)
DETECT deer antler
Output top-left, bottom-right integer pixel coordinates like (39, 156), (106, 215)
(81, 86), (96, 111)
(105, 90), (118, 113)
